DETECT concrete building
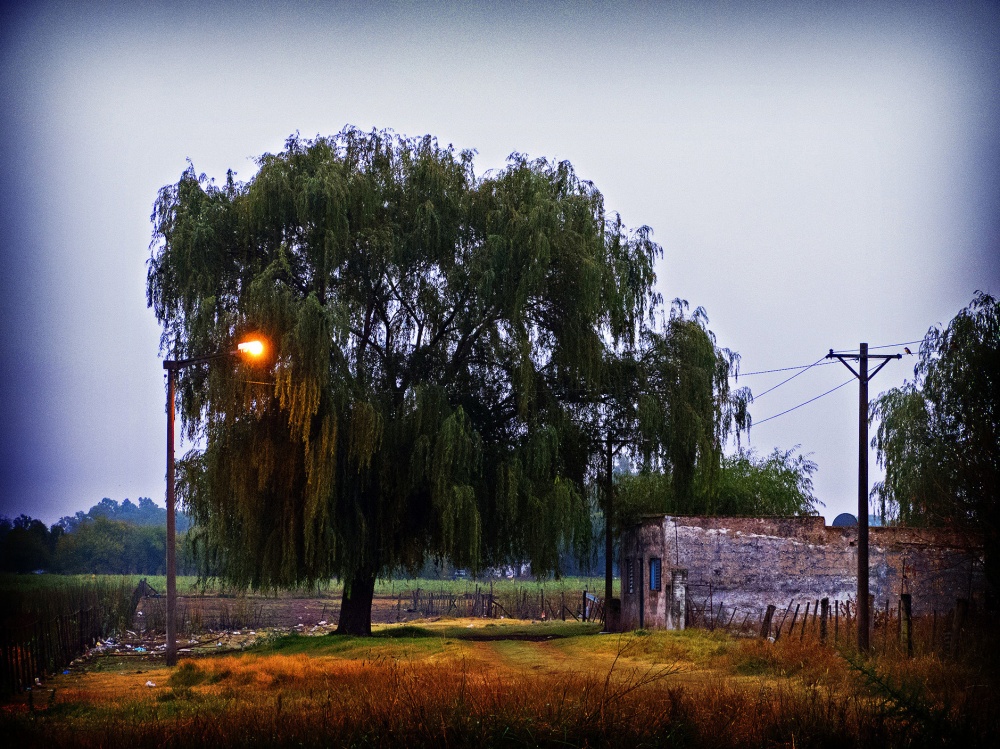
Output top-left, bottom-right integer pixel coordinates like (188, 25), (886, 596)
(620, 515), (984, 631)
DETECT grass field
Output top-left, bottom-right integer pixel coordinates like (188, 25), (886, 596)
(6, 573), (614, 632)
(2, 617), (997, 748)
(6, 574), (615, 597)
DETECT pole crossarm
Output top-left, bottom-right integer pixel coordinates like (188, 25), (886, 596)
(826, 348), (901, 380)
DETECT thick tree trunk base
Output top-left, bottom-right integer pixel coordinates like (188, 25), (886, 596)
(336, 569), (376, 635)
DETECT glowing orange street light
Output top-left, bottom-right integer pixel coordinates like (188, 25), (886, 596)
(237, 339), (265, 357)
(162, 336), (268, 666)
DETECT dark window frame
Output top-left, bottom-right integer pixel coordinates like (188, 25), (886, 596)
(649, 557), (662, 591)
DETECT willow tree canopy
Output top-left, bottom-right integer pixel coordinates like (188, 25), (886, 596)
(147, 128), (660, 632)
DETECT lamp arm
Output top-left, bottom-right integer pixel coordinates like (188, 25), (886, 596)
(163, 349), (240, 370)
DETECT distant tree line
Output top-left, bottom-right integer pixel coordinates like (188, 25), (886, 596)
(55, 496), (190, 533)
(0, 498), (196, 575)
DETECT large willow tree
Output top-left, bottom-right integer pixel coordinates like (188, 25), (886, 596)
(591, 301), (752, 534)
(872, 291), (998, 594)
(147, 128), (660, 633)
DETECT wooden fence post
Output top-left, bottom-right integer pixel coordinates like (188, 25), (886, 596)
(883, 598), (890, 653)
(760, 604), (776, 639)
(775, 601), (794, 641)
(800, 602), (810, 640)
(783, 604), (800, 643)
(820, 598), (829, 644)
(900, 593), (913, 658)
(869, 594), (875, 644)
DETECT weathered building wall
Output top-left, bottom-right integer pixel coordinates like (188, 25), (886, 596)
(620, 515), (983, 630)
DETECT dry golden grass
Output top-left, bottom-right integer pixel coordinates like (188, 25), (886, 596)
(2, 618), (997, 748)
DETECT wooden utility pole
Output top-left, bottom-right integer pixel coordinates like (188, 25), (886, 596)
(605, 434), (614, 607)
(165, 365), (177, 666)
(827, 343), (900, 652)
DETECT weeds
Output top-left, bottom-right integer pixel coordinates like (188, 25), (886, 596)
(2, 621), (997, 748)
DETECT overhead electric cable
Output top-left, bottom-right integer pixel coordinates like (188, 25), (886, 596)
(733, 361), (837, 377)
(868, 339), (923, 350)
(829, 339), (924, 354)
(733, 338), (921, 377)
(753, 377), (854, 425)
(751, 357), (825, 399)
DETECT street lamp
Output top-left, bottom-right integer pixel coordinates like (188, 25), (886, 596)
(163, 337), (266, 666)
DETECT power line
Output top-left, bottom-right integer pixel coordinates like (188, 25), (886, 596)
(751, 357), (825, 399)
(753, 377), (854, 425)
(870, 339), (923, 350)
(828, 339), (924, 354)
(735, 361), (837, 377)
(733, 338), (922, 377)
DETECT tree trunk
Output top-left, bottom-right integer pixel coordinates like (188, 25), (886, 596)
(336, 566), (377, 635)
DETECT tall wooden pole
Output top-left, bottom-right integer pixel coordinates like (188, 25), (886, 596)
(605, 434), (614, 607)
(161, 342), (265, 667)
(165, 364), (178, 666)
(828, 342), (900, 654)
(857, 343), (869, 652)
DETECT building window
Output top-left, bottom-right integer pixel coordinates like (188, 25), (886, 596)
(649, 557), (662, 591)
(626, 558), (634, 594)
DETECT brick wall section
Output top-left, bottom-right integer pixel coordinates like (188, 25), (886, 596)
(620, 515), (984, 630)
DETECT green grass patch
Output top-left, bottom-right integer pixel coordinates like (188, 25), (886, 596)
(168, 661), (208, 688)
(259, 630), (447, 661)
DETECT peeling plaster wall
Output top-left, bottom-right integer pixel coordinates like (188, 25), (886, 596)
(620, 516), (983, 631)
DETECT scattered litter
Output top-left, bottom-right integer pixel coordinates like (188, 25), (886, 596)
(145, 681), (156, 688)
(62, 670), (70, 675)
(135, 647), (146, 653)
(34, 677), (41, 686)
(317, 621), (327, 626)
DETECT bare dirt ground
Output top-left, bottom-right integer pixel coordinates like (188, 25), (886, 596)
(62, 584), (583, 668)
(136, 590), (456, 631)
(70, 591), (479, 663)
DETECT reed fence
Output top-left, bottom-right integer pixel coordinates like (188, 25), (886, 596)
(0, 577), (133, 695)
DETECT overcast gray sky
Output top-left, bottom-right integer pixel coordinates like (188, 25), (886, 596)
(1, 0), (998, 526)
